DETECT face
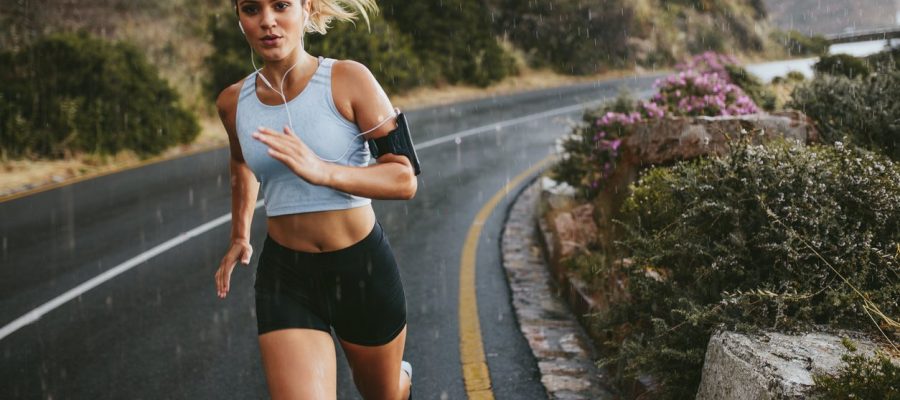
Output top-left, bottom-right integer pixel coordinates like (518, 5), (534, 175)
(236, 0), (310, 61)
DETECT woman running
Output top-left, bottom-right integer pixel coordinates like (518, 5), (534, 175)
(213, 0), (415, 398)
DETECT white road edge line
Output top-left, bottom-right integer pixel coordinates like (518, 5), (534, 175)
(0, 95), (628, 341)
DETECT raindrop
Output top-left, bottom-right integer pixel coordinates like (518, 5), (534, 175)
(188, 188), (194, 206)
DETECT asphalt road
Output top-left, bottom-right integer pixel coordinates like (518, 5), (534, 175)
(0, 74), (660, 399)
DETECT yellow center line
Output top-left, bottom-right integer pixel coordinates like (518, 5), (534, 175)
(458, 153), (557, 399)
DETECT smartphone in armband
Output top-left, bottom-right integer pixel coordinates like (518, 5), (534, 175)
(367, 112), (421, 176)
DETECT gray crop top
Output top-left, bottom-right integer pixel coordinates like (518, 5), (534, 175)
(235, 56), (372, 216)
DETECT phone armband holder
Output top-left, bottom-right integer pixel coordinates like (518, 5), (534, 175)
(366, 112), (421, 176)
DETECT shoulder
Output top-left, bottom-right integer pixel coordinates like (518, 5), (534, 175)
(329, 59), (392, 127)
(331, 59), (376, 85)
(331, 59), (383, 100)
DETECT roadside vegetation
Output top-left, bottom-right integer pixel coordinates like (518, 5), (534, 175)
(551, 49), (900, 398)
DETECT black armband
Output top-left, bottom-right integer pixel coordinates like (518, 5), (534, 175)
(366, 111), (421, 176)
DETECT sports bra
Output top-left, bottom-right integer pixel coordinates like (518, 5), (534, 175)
(234, 56), (372, 216)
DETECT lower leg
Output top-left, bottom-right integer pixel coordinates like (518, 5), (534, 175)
(398, 362), (411, 400)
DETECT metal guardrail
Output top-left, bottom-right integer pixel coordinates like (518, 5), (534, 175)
(824, 28), (900, 44)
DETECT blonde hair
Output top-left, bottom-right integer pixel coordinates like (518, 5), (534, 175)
(307, 0), (378, 34)
(233, 0), (379, 34)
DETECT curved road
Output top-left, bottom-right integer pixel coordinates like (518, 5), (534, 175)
(0, 74), (659, 399)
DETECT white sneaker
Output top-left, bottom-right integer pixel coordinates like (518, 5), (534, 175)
(401, 361), (412, 400)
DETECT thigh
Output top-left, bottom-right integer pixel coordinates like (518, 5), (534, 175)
(258, 328), (337, 400)
(339, 325), (408, 400)
(330, 231), (407, 346)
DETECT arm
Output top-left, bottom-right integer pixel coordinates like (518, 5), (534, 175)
(218, 88), (261, 243)
(327, 61), (417, 200)
(228, 158), (260, 242)
(215, 85), (260, 299)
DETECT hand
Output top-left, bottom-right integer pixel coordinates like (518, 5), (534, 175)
(216, 239), (253, 299)
(252, 125), (332, 186)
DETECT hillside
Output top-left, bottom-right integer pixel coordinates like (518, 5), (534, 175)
(3, 0), (780, 110)
(762, 0), (900, 35)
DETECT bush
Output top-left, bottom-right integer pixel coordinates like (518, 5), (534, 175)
(380, 0), (517, 87)
(771, 29), (830, 57)
(552, 53), (765, 199)
(812, 339), (900, 399)
(495, 0), (635, 74)
(788, 70), (900, 160)
(814, 53), (871, 79)
(0, 31), (199, 159)
(596, 138), (900, 398)
(306, 13), (433, 94)
(786, 70), (806, 82)
(648, 69), (759, 117)
(724, 64), (776, 111)
(865, 46), (900, 72)
(552, 91), (641, 199)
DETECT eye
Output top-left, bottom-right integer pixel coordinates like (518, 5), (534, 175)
(240, 5), (259, 14)
(275, 2), (291, 11)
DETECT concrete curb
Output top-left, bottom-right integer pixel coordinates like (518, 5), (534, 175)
(500, 177), (614, 399)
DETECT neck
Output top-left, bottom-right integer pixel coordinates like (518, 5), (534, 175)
(260, 48), (315, 92)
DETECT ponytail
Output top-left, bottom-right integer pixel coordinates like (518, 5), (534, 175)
(307, 0), (378, 34)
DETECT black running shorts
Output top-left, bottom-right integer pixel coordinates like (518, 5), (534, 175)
(254, 220), (407, 346)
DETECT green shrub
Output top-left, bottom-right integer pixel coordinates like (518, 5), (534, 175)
(306, 13), (433, 94)
(771, 29), (830, 57)
(865, 47), (900, 72)
(812, 338), (900, 399)
(0, 31), (199, 159)
(788, 70), (900, 160)
(494, 0), (635, 74)
(380, 0), (517, 86)
(725, 64), (776, 111)
(814, 53), (871, 79)
(551, 91), (638, 199)
(596, 138), (900, 399)
(786, 70), (806, 82)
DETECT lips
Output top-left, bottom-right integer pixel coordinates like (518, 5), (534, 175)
(261, 35), (281, 46)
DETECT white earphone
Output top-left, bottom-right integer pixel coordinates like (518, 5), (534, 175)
(237, 8), (398, 163)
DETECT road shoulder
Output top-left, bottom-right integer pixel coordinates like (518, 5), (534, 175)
(500, 177), (614, 399)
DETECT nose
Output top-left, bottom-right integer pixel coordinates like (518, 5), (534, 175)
(259, 8), (277, 30)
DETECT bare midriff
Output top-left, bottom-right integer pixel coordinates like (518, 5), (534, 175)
(266, 204), (377, 253)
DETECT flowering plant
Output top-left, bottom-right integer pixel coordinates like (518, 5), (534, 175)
(648, 69), (760, 116)
(554, 52), (763, 198)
